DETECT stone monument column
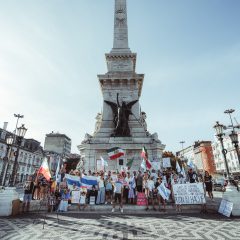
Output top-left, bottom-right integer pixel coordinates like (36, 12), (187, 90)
(78, 0), (165, 172)
(112, 0), (130, 52)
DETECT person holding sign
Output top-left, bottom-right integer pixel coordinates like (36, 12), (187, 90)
(155, 177), (167, 212)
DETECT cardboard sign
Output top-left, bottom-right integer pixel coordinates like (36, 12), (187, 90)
(163, 158), (171, 168)
(173, 183), (206, 205)
(71, 190), (80, 204)
(218, 199), (233, 217)
(89, 196), (95, 205)
(151, 161), (160, 171)
(137, 192), (147, 206)
(79, 195), (86, 205)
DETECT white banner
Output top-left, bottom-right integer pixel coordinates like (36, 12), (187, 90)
(173, 183), (206, 205)
(163, 158), (171, 168)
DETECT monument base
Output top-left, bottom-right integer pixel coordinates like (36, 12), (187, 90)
(0, 187), (19, 216)
(222, 185), (240, 216)
(78, 135), (165, 172)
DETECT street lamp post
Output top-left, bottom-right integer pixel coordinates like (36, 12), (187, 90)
(229, 131), (240, 166)
(0, 135), (14, 186)
(213, 120), (240, 217)
(9, 124), (27, 187)
(213, 121), (231, 180)
(224, 109), (240, 166)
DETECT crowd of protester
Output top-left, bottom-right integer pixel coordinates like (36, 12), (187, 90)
(22, 163), (220, 213)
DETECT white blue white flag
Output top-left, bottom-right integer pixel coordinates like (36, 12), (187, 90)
(187, 160), (195, 169)
(101, 156), (108, 167)
(65, 174), (81, 190)
(176, 161), (181, 173)
(157, 182), (171, 200)
(81, 175), (98, 189)
(181, 166), (186, 178)
(55, 158), (61, 183)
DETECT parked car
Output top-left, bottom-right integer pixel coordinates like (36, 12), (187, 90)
(213, 179), (225, 191)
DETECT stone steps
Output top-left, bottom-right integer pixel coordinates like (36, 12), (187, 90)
(24, 200), (220, 214)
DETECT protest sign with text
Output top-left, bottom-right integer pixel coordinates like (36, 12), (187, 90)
(218, 199), (233, 217)
(173, 183), (206, 205)
(162, 158), (171, 168)
(71, 190), (80, 204)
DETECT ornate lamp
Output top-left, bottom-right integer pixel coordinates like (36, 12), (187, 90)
(229, 131), (238, 145)
(213, 121), (231, 181)
(213, 121), (225, 136)
(6, 135), (14, 145)
(17, 124), (27, 138)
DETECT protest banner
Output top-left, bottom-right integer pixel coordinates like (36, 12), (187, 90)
(218, 199), (233, 217)
(163, 158), (171, 168)
(173, 183), (206, 205)
(71, 190), (80, 204)
(137, 192), (147, 206)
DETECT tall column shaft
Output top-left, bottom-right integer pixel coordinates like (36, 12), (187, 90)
(112, 0), (130, 53)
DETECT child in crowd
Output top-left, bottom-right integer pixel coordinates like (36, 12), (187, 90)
(58, 189), (70, 212)
(79, 187), (87, 211)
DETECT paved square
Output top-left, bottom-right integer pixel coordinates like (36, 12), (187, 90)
(0, 213), (239, 240)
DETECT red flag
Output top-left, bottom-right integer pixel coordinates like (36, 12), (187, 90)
(141, 147), (148, 159)
(38, 158), (51, 181)
(146, 159), (152, 169)
(141, 147), (152, 169)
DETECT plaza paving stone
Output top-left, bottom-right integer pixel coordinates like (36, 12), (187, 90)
(0, 212), (239, 240)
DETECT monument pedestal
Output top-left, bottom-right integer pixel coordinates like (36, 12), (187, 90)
(0, 187), (19, 216)
(79, 134), (165, 172)
(222, 185), (240, 216)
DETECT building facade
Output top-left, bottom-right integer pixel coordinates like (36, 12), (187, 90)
(176, 141), (216, 175)
(212, 132), (240, 176)
(44, 132), (71, 157)
(0, 128), (44, 185)
(194, 141), (216, 174)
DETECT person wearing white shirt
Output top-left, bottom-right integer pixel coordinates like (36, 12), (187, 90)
(96, 174), (105, 204)
(145, 176), (156, 211)
(112, 175), (124, 213)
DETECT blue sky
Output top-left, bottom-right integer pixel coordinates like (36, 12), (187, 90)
(0, 0), (240, 153)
